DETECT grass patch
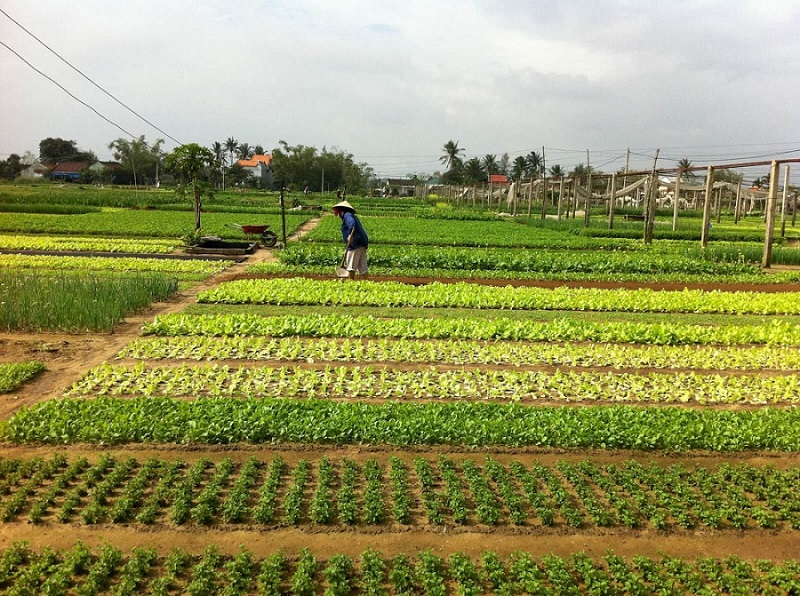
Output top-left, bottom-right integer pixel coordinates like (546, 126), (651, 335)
(0, 362), (45, 393)
(0, 271), (179, 332)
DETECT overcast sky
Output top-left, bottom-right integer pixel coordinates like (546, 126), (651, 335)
(2, 0), (799, 182)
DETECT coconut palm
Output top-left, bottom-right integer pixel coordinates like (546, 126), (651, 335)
(440, 140), (465, 171)
(677, 158), (696, 183)
(237, 143), (253, 160)
(253, 145), (265, 156)
(512, 156), (528, 181)
(549, 164), (565, 178)
(224, 137), (239, 167)
(482, 154), (499, 176)
(526, 151), (543, 177)
(462, 157), (486, 184)
(211, 142), (224, 164)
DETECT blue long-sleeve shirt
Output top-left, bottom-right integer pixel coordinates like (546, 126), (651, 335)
(341, 212), (368, 250)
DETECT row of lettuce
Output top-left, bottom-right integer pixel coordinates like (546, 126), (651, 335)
(0, 454), (798, 531)
(2, 541), (798, 595)
(63, 361), (800, 406)
(197, 278), (800, 315)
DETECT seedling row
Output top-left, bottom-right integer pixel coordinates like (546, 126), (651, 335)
(1, 455), (799, 531)
(3, 541), (799, 596)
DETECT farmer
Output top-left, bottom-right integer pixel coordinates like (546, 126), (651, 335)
(333, 200), (368, 279)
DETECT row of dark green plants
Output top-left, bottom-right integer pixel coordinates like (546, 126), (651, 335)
(2, 541), (797, 596)
(0, 454), (797, 531)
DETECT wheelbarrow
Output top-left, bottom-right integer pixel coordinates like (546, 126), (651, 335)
(226, 223), (278, 247)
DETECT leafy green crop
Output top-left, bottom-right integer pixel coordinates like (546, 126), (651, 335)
(0, 233), (178, 254)
(2, 542), (798, 595)
(5, 397), (800, 451)
(0, 254), (229, 279)
(142, 312), (800, 346)
(198, 278), (800, 315)
(65, 362), (800, 406)
(120, 335), (800, 371)
(0, 362), (45, 393)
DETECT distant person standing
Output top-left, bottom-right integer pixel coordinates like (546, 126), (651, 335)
(333, 200), (368, 279)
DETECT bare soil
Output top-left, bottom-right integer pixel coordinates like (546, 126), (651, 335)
(2, 216), (800, 561)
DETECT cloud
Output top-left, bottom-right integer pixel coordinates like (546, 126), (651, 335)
(1, 0), (798, 178)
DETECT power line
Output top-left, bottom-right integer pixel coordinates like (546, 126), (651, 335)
(0, 39), (140, 141)
(0, 6), (182, 146)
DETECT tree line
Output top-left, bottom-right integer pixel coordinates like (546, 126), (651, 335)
(0, 136), (376, 194)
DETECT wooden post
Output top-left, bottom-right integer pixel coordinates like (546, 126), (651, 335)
(557, 177), (565, 221)
(644, 171), (657, 244)
(780, 166), (790, 237)
(583, 150), (591, 227)
(762, 160), (780, 267)
(644, 150), (660, 244)
(527, 177), (533, 217)
(573, 179), (579, 219)
(540, 176), (547, 219)
(700, 166), (715, 247)
(734, 182), (742, 224)
(715, 186), (723, 224)
(608, 173), (616, 229)
(672, 172), (681, 231)
(583, 176), (591, 227)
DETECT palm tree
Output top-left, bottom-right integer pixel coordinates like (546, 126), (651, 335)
(549, 164), (565, 178)
(224, 137), (238, 167)
(440, 140), (465, 171)
(211, 142), (224, 164)
(237, 143), (253, 160)
(526, 151), (543, 178)
(462, 157), (486, 184)
(482, 154), (498, 176)
(677, 158), (696, 183)
(512, 156), (527, 181)
(253, 145), (265, 156)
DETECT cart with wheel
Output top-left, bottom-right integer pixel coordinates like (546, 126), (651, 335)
(226, 223), (278, 247)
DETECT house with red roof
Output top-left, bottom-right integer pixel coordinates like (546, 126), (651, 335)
(236, 154), (273, 188)
(489, 174), (509, 185)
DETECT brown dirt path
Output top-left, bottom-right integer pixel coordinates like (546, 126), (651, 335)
(0, 523), (796, 561)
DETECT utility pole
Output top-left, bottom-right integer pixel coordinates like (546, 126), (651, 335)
(623, 148), (630, 189)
